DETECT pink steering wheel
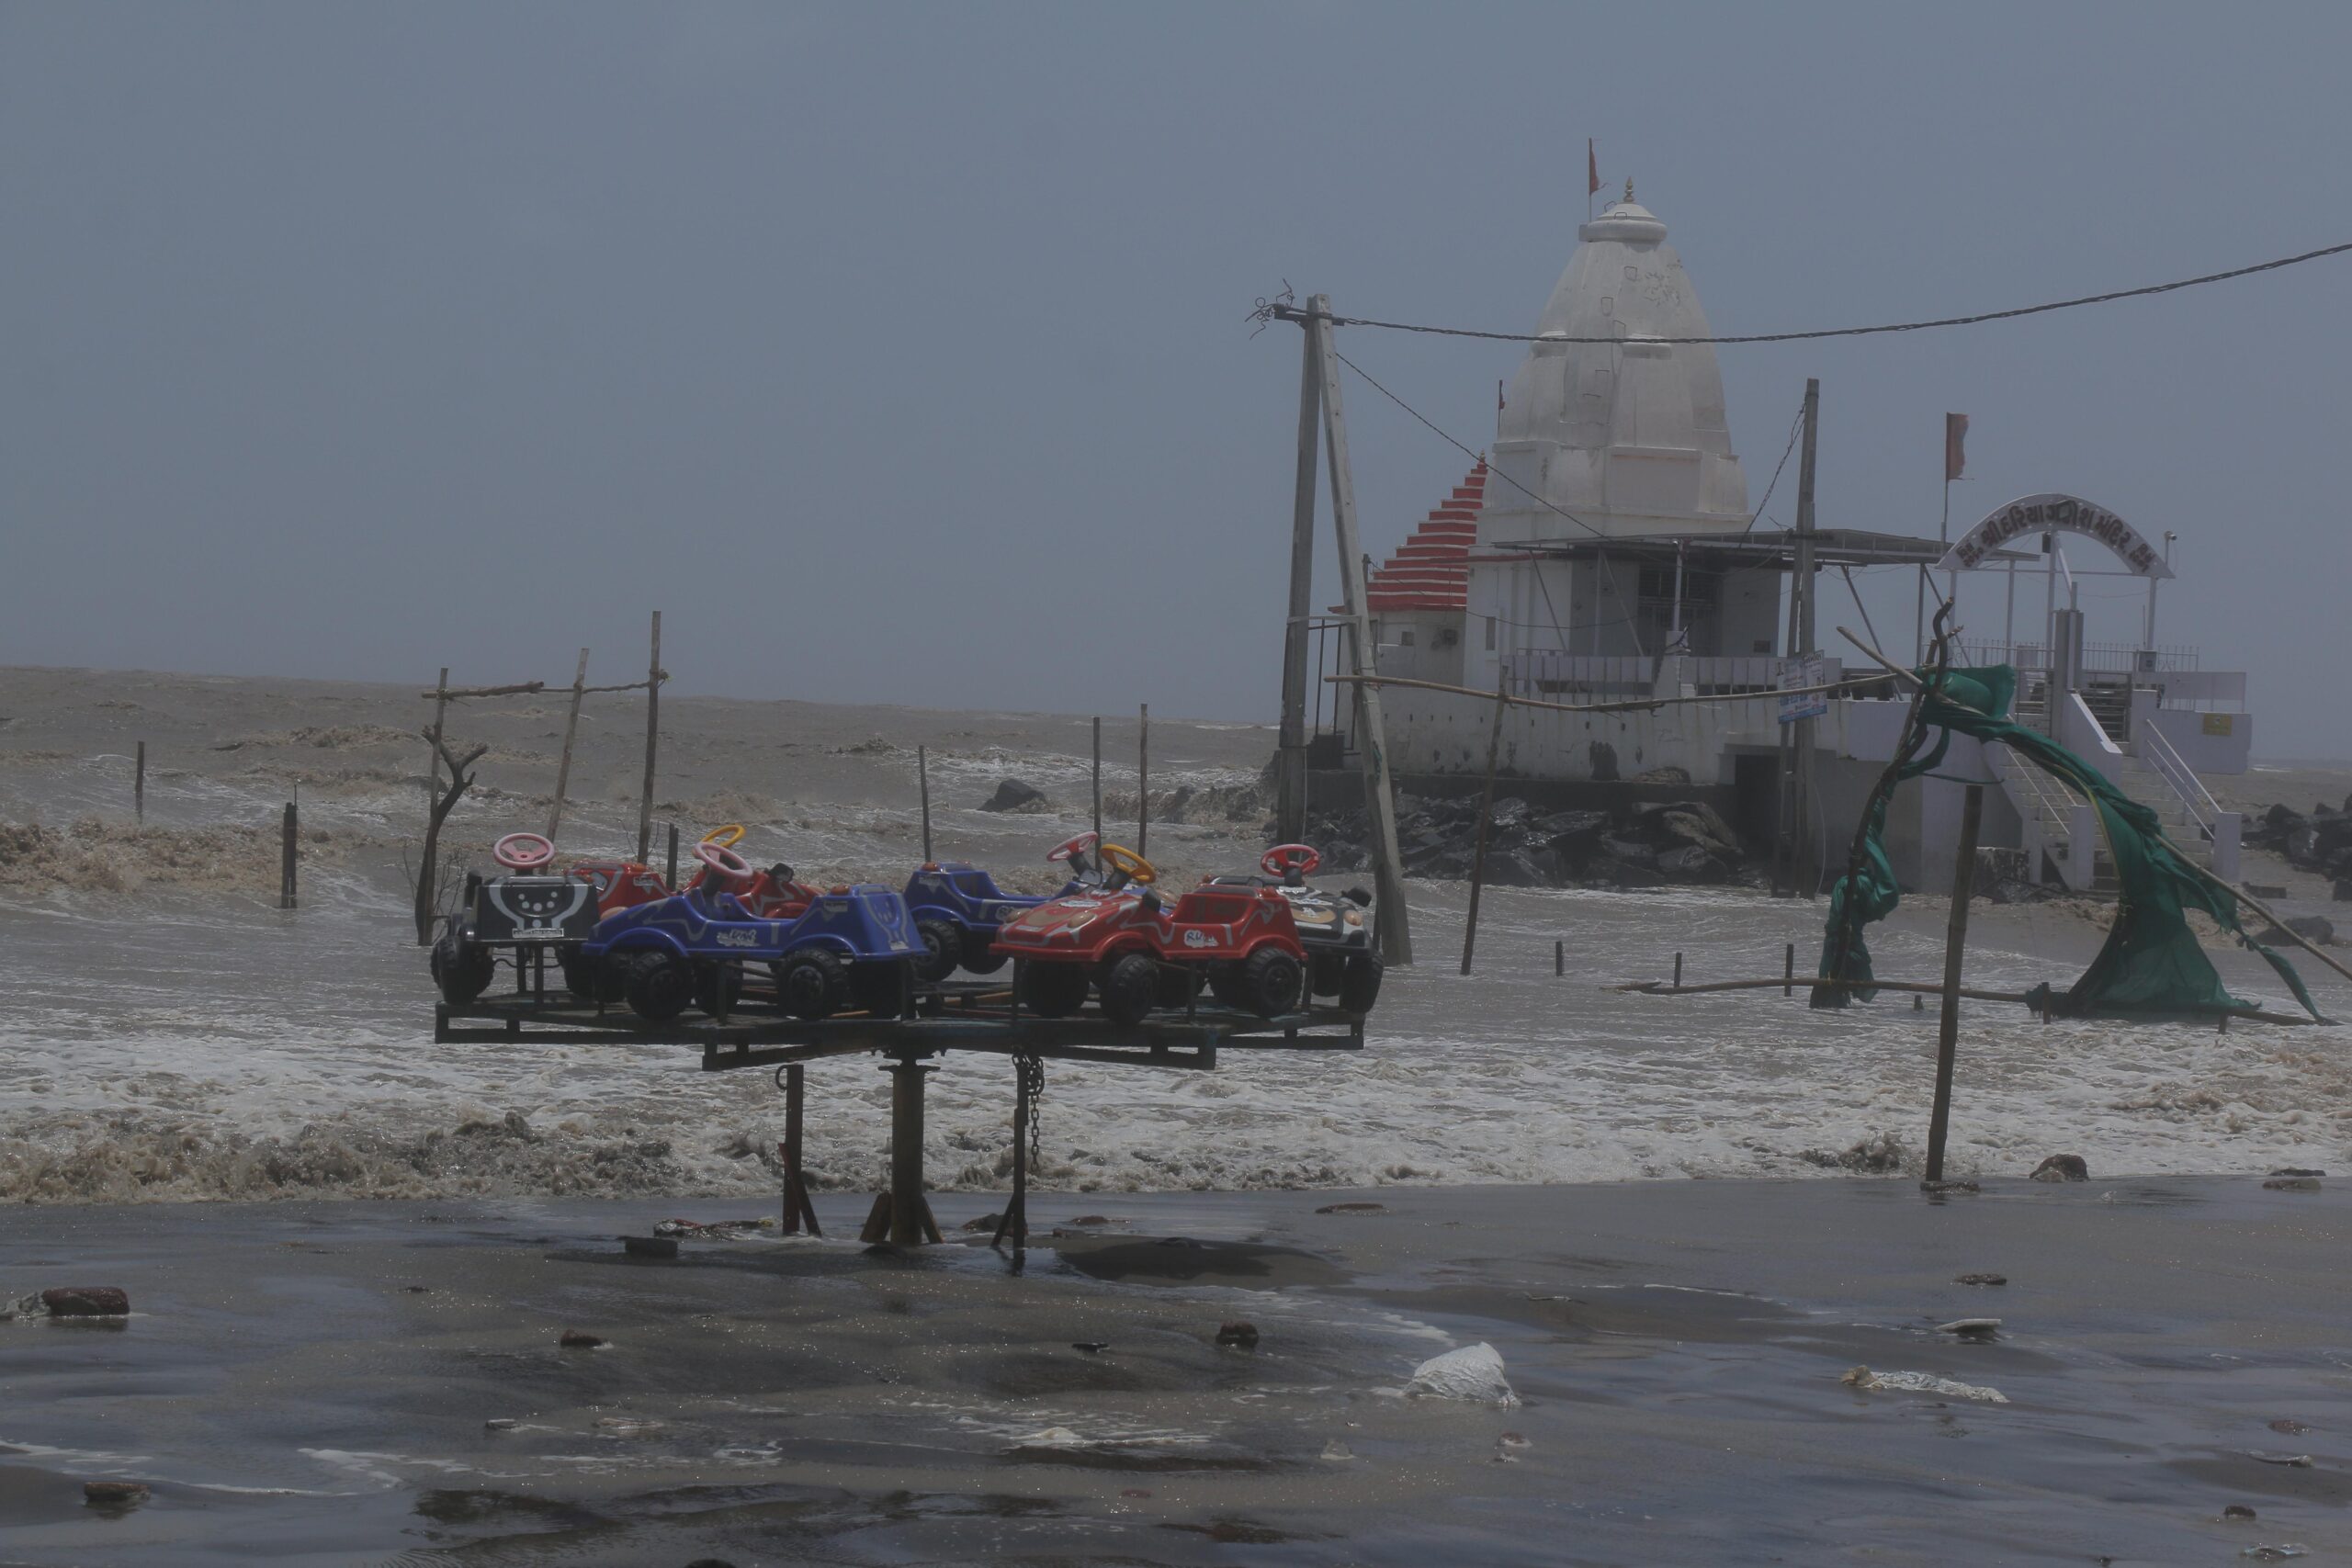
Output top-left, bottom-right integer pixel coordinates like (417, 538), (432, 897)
(1261, 843), (1321, 880)
(1046, 830), (1102, 864)
(492, 832), (557, 872)
(694, 840), (754, 887)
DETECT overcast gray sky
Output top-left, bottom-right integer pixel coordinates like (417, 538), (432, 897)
(4, 2), (2346, 756)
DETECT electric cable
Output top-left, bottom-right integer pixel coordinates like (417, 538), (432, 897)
(1252, 237), (2352, 346)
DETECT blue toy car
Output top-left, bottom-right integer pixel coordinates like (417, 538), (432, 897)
(578, 842), (922, 1021)
(902, 831), (1106, 982)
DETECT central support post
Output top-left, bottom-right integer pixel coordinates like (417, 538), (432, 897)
(884, 1055), (942, 1247)
(1790, 378), (1821, 899)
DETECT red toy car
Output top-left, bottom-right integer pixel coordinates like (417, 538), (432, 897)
(992, 844), (1304, 1024)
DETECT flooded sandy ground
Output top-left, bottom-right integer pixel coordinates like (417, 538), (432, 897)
(1, 664), (2348, 1206)
(1, 1179), (2346, 1565)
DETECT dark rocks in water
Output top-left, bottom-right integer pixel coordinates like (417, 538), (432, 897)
(1657, 845), (1729, 884)
(1315, 1201), (1386, 1214)
(41, 1286), (129, 1317)
(83, 1481), (148, 1507)
(980, 779), (1048, 814)
(2029, 1154), (2089, 1183)
(1068, 1214), (1114, 1225)
(1070, 1341), (1109, 1354)
(1800, 1133), (1908, 1173)
(2221, 1504), (2258, 1520)
(2334, 878), (2352, 903)
(1215, 1321), (1261, 1348)
(1954, 1272), (2008, 1286)
(2262, 1177), (2322, 1192)
(1303, 787), (1766, 894)
(1533, 808), (1610, 843)
(559, 1329), (606, 1348)
(1598, 836), (1657, 867)
(2260, 915), (2335, 946)
(960, 1212), (1003, 1233)
(2269, 1168), (2326, 1178)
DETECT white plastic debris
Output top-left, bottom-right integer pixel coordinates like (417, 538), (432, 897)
(1023, 1427), (1086, 1447)
(1841, 1365), (2008, 1404)
(1406, 1342), (1520, 1405)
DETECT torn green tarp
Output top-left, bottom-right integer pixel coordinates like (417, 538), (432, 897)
(1816, 664), (2322, 1021)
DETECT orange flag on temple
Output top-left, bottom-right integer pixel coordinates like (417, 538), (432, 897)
(1944, 412), (1969, 482)
(1588, 139), (1600, 197)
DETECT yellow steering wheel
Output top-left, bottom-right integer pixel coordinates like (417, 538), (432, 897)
(700, 823), (746, 850)
(1098, 842), (1157, 886)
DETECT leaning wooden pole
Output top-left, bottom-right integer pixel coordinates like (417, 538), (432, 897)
(1309, 293), (1413, 964)
(636, 611), (662, 863)
(1923, 784), (1984, 1184)
(1459, 666), (1510, 976)
(134, 740), (146, 823)
(546, 648), (590, 840)
(1275, 321), (1322, 843)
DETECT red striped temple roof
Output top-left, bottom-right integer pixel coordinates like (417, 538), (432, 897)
(1353, 458), (1486, 613)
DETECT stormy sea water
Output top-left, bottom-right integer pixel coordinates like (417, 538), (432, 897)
(1, 663), (2347, 1207)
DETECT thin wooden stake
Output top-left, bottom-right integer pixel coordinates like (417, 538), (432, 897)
(636, 612), (662, 863)
(547, 648), (590, 840)
(1923, 784), (1984, 1185)
(1673, 952), (1683, 988)
(665, 822), (679, 888)
(279, 800), (298, 910)
(1136, 704), (1149, 856)
(1091, 717), (1102, 849)
(1555, 939), (1565, 977)
(918, 744), (933, 862)
(1783, 942), (1795, 997)
(134, 741), (145, 822)
(1460, 665), (1511, 976)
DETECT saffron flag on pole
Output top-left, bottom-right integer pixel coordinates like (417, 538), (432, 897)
(1588, 139), (1600, 197)
(1944, 412), (1969, 482)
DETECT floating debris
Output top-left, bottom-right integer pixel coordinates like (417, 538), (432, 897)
(1954, 1273), (2007, 1287)
(1935, 1318), (2002, 1341)
(1841, 1365), (2008, 1404)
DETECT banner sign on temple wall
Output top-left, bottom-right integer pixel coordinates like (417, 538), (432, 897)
(1936, 493), (2173, 579)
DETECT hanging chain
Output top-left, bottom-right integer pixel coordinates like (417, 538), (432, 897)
(1017, 1053), (1045, 1171)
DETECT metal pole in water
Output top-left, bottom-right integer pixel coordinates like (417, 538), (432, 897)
(918, 744), (933, 863)
(1459, 667), (1511, 976)
(1922, 784), (1984, 1185)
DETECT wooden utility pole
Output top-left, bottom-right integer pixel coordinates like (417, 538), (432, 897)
(546, 648), (590, 840)
(636, 612), (662, 863)
(1923, 784), (1985, 1184)
(134, 741), (145, 823)
(1136, 704), (1149, 856)
(1459, 666), (1511, 975)
(1790, 378), (1821, 899)
(420, 666), (450, 934)
(1308, 293), (1413, 964)
(1275, 321), (1322, 842)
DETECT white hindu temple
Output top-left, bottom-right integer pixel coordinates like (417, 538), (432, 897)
(1314, 187), (2254, 893)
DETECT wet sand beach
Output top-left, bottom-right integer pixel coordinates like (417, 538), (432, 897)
(3, 1179), (2348, 1565)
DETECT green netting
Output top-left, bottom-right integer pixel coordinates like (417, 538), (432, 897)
(1815, 663), (2323, 1022)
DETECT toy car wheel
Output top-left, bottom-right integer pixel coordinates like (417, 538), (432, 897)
(1019, 961), (1090, 1018)
(692, 961), (741, 1019)
(1238, 947), (1303, 1019)
(1337, 950), (1384, 1013)
(623, 951), (693, 1021)
(959, 930), (1008, 976)
(1098, 953), (1159, 1026)
(775, 949), (844, 1021)
(431, 933), (495, 1007)
(1154, 963), (1201, 1010)
(914, 919), (962, 984)
(1308, 952), (1347, 998)
(849, 961), (910, 1018)
(1205, 963), (1248, 1010)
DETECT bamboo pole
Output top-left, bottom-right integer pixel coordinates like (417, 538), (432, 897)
(1923, 784), (1984, 1184)
(636, 612), (662, 863)
(1459, 665), (1510, 976)
(547, 648), (590, 841)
